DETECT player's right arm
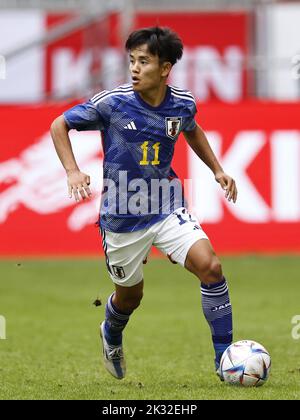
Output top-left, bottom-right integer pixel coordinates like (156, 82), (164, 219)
(50, 115), (92, 202)
(184, 123), (238, 203)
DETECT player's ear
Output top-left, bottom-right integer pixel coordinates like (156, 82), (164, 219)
(161, 62), (172, 78)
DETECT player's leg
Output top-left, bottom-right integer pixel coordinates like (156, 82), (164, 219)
(184, 238), (222, 285)
(99, 226), (152, 379)
(185, 239), (233, 372)
(113, 281), (144, 313)
(154, 207), (232, 374)
(104, 280), (144, 346)
(100, 280), (144, 379)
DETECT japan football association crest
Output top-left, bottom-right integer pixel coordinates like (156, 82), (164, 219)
(165, 117), (182, 139)
(112, 265), (125, 279)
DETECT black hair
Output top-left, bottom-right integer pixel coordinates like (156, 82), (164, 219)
(125, 26), (183, 65)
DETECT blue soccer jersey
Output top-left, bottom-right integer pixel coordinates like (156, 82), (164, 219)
(64, 84), (197, 232)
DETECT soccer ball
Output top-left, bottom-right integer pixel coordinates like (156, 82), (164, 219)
(220, 340), (271, 387)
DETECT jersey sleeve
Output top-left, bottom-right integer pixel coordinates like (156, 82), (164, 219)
(63, 91), (113, 131)
(183, 97), (197, 132)
(63, 101), (102, 131)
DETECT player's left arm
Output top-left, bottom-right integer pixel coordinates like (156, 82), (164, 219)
(183, 123), (238, 203)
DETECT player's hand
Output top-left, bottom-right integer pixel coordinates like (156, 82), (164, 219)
(215, 171), (238, 203)
(67, 169), (92, 202)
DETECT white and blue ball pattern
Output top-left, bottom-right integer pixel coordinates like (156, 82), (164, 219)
(220, 340), (271, 387)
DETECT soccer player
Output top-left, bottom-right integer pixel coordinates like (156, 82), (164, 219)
(50, 27), (238, 381)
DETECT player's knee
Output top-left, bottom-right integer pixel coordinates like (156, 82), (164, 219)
(120, 291), (143, 313)
(210, 259), (223, 282)
(197, 257), (223, 285)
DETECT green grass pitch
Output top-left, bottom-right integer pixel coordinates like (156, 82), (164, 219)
(0, 255), (300, 400)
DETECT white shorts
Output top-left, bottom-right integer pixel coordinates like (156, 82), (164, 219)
(100, 207), (208, 287)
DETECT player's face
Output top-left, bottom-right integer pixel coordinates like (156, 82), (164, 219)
(129, 44), (171, 93)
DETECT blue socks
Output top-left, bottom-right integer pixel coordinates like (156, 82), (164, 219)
(104, 293), (131, 345)
(201, 277), (233, 369)
(104, 278), (232, 371)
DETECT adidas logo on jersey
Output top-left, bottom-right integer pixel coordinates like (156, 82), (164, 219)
(124, 121), (137, 130)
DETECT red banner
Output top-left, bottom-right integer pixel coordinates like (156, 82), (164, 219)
(185, 101), (300, 253)
(44, 11), (249, 102)
(132, 12), (250, 102)
(0, 11), (250, 103)
(0, 102), (299, 256)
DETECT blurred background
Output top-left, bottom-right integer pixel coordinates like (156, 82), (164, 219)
(0, 0), (299, 256)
